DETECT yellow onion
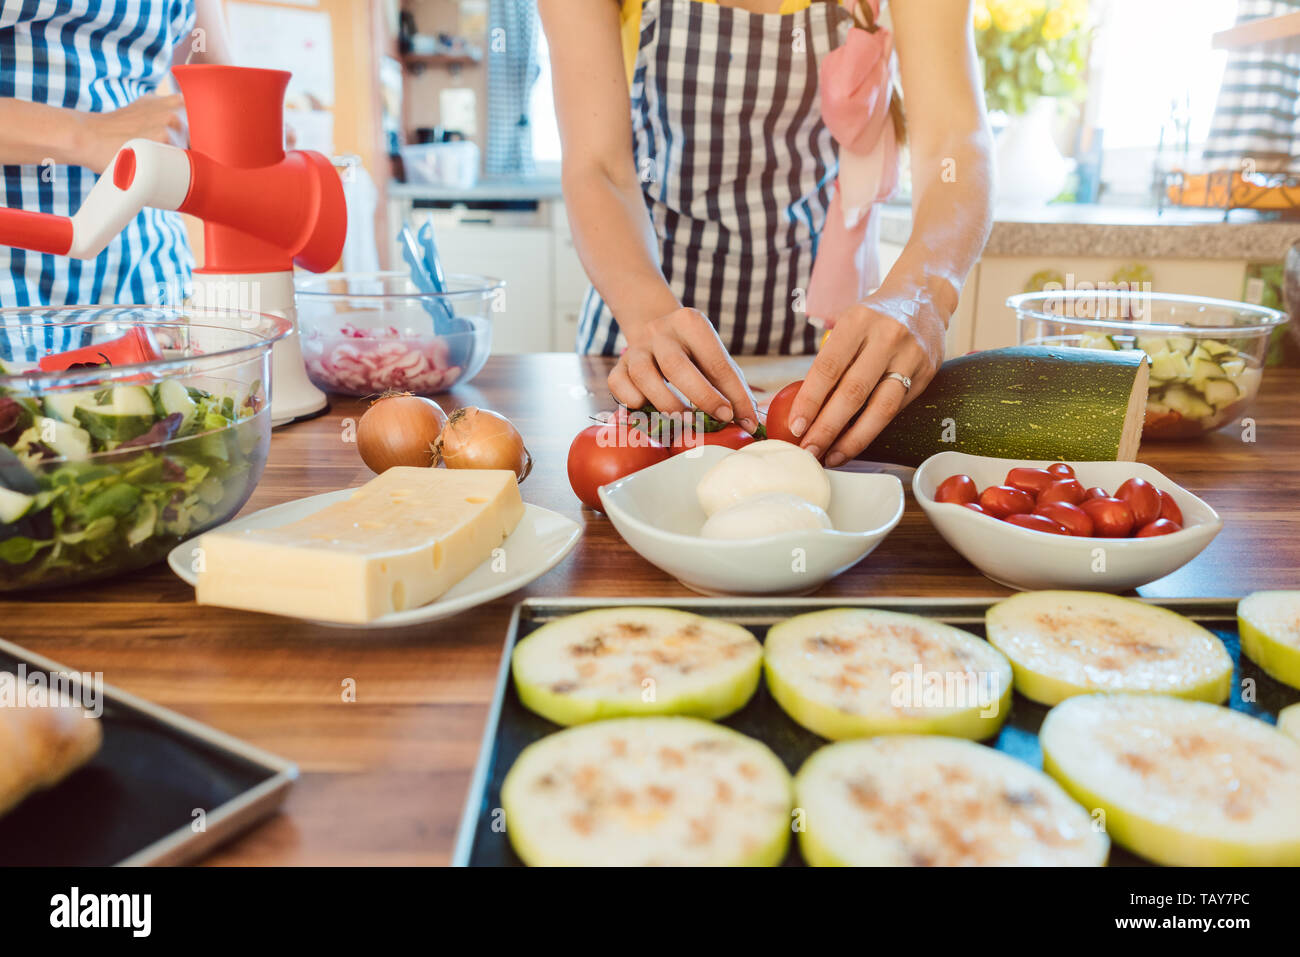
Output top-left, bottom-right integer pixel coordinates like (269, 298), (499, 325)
(434, 406), (532, 482)
(355, 392), (448, 473)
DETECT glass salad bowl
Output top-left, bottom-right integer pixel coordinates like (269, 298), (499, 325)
(294, 271), (501, 396)
(0, 306), (289, 591)
(1010, 290), (1289, 440)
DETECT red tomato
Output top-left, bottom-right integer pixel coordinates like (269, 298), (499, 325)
(1004, 513), (1070, 535)
(935, 474), (978, 505)
(1034, 501), (1094, 537)
(1115, 477), (1161, 527)
(1037, 478), (1086, 506)
(962, 502), (988, 514)
(1046, 462), (1076, 479)
(670, 422), (755, 454)
(567, 424), (670, 513)
(1083, 486), (1109, 502)
(1081, 497), (1135, 537)
(1136, 518), (1183, 537)
(1005, 467), (1055, 496)
(764, 381), (802, 445)
(1158, 489), (1184, 526)
(979, 484), (1035, 518)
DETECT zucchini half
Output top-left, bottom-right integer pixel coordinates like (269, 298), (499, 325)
(986, 591), (1232, 706)
(1238, 590), (1300, 690)
(1041, 694), (1300, 866)
(794, 736), (1108, 866)
(501, 717), (792, 866)
(511, 608), (763, 726)
(764, 609), (1012, 740)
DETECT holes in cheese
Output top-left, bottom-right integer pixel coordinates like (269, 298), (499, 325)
(985, 590), (1232, 706)
(794, 735), (1108, 866)
(1040, 694), (1300, 866)
(763, 609), (1012, 741)
(501, 717), (792, 866)
(1238, 590), (1300, 690)
(195, 467), (524, 623)
(511, 608), (762, 725)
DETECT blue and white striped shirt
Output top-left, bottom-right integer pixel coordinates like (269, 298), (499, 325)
(0, 0), (196, 315)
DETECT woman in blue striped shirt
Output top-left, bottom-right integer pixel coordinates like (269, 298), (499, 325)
(0, 0), (232, 311)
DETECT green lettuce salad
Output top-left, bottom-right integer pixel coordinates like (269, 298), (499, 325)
(0, 364), (267, 591)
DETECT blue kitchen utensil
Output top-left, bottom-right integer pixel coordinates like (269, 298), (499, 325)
(398, 223), (455, 330)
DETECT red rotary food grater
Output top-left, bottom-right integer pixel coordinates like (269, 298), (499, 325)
(0, 64), (346, 426)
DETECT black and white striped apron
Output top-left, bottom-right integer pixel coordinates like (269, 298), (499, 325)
(577, 0), (852, 357)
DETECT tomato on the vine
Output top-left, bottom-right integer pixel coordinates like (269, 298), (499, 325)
(764, 381), (802, 445)
(567, 424), (670, 513)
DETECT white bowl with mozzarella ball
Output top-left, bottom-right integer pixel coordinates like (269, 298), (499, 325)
(913, 451), (1222, 592)
(598, 443), (904, 596)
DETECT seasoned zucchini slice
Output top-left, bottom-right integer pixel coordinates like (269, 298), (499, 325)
(1238, 590), (1300, 690)
(501, 717), (792, 866)
(986, 591), (1232, 705)
(1041, 694), (1300, 866)
(512, 608), (762, 725)
(794, 736), (1108, 866)
(764, 608), (1011, 740)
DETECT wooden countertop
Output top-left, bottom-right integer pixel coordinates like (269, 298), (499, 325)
(6, 355), (1299, 865)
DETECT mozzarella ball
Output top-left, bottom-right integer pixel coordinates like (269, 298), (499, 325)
(700, 493), (833, 540)
(696, 440), (831, 516)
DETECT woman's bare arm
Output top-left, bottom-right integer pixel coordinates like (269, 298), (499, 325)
(0, 96), (185, 174)
(539, 0), (757, 428)
(789, 0), (993, 463)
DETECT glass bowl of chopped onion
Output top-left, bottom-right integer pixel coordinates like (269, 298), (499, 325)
(294, 271), (500, 396)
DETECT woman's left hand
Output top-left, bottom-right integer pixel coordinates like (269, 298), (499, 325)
(786, 288), (947, 466)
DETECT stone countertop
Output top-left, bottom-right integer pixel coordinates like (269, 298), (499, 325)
(879, 202), (1300, 261)
(389, 177), (564, 204)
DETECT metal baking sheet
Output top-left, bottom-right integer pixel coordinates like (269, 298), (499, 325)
(0, 638), (296, 866)
(454, 595), (1298, 867)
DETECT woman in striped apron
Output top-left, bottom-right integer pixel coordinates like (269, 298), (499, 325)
(0, 0), (232, 330)
(543, 0), (993, 464)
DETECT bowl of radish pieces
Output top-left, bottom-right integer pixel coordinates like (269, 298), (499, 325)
(913, 451), (1222, 592)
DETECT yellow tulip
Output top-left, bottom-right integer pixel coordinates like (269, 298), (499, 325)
(973, 0), (992, 31)
(990, 0), (1033, 34)
(1042, 7), (1069, 39)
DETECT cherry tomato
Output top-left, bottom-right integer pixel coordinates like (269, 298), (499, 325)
(1158, 489), (1184, 526)
(1047, 462), (1076, 479)
(979, 484), (1035, 518)
(1034, 501), (1094, 537)
(567, 424), (670, 513)
(1081, 497), (1135, 537)
(764, 381), (802, 445)
(1083, 486), (1109, 502)
(1005, 467), (1055, 496)
(1115, 477), (1161, 527)
(1036, 478), (1086, 506)
(1004, 512), (1070, 535)
(962, 502), (988, 514)
(1136, 518), (1183, 537)
(670, 422), (755, 454)
(935, 474), (979, 505)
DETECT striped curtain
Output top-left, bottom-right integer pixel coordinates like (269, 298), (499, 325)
(485, 0), (540, 176)
(1203, 0), (1300, 173)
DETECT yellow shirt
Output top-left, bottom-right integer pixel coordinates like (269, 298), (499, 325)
(620, 0), (816, 84)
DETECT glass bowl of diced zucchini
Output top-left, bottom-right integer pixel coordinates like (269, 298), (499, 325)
(1010, 290), (1288, 440)
(0, 306), (290, 591)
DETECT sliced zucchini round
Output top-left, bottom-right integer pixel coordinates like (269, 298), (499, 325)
(1238, 590), (1300, 690)
(794, 735), (1107, 866)
(501, 717), (792, 866)
(511, 608), (763, 725)
(764, 609), (1012, 740)
(986, 591), (1232, 706)
(1040, 694), (1300, 866)
(1278, 703), (1300, 744)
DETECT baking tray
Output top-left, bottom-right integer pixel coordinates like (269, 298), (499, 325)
(453, 596), (1299, 867)
(0, 638), (296, 866)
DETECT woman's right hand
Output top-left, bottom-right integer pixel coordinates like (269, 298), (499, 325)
(77, 94), (187, 173)
(608, 307), (759, 433)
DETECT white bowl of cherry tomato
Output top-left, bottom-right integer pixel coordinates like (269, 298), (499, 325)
(913, 451), (1222, 592)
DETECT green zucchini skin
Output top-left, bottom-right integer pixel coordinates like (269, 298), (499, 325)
(861, 346), (1146, 467)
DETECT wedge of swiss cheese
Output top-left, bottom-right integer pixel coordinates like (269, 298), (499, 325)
(196, 467), (525, 623)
